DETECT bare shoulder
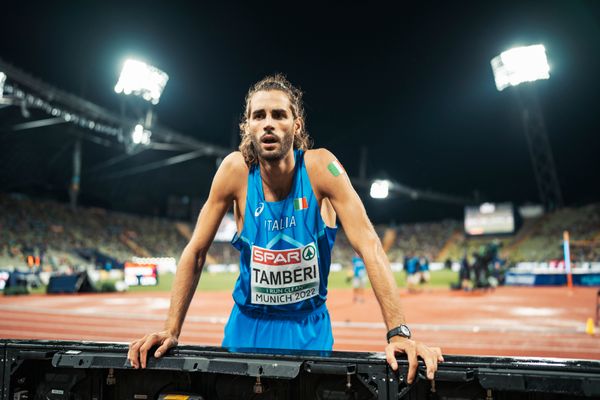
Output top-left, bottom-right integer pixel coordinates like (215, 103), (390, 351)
(305, 148), (345, 175)
(212, 151), (248, 199)
(219, 151), (249, 175)
(304, 148), (342, 171)
(305, 148), (335, 164)
(304, 148), (348, 197)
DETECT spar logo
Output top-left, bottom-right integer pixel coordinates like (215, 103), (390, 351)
(302, 244), (316, 261)
(253, 247), (301, 266)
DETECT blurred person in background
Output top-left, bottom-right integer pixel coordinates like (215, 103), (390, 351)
(352, 253), (367, 303)
(405, 255), (419, 293)
(418, 256), (430, 287)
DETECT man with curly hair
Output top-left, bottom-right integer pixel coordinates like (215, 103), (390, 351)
(129, 74), (443, 383)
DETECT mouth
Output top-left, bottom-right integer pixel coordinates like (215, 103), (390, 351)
(260, 134), (279, 146)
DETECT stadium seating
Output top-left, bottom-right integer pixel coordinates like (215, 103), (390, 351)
(2, 193), (599, 271)
(0, 194), (187, 269)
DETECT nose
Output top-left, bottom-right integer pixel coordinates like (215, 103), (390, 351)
(263, 115), (275, 132)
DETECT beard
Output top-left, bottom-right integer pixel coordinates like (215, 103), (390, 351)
(250, 129), (294, 162)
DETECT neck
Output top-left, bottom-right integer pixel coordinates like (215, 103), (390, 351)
(259, 149), (296, 200)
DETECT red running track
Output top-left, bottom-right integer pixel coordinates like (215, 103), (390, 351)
(0, 286), (598, 360)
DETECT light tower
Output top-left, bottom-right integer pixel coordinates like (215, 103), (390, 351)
(115, 58), (169, 151)
(491, 44), (563, 211)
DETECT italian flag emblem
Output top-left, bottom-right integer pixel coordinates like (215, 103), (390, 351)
(327, 160), (345, 177)
(293, 197), (308, 211)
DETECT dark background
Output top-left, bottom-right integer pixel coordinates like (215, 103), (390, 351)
(1, 1), (599, 223)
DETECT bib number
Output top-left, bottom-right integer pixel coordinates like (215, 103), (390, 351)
(250, 243), (319, 305)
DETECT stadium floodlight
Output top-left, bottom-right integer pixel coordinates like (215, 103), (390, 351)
(132, 124), (152, 145)
(370, 179), (390, 199)
(114, 59), (169, 104)
(0, 72), (6, 97)
(491, 44), (550, 91)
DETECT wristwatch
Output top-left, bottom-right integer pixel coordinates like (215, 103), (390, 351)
(386, 324), (412, 342)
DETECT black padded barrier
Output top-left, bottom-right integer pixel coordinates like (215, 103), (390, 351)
(1, 339), (599, 399)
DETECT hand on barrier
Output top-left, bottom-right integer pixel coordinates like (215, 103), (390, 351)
(384, 338), (443, 384)
(127, 330), (179, 369)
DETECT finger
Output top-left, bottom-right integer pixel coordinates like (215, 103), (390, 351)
(128, 340), (143, 369)
(139, 341), (149, 369)
(432, 347), (444, 362)
(384, 344), (399, 371)
(127, 339), (140, 365)
(127, 341), (134, 362)
(155, 337), (177, 358)
(126, 348), (134, 368)
(406, 349), (418, 384)
(425, 353), (438, 380)
(140, 338), (159, 369)
(140, 335), (160, 369)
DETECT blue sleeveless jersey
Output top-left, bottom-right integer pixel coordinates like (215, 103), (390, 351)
(230, 149), (337, 316)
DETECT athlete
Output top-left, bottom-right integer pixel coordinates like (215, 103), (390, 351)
(418, 256), (431, 286)
(405, 255), (420, 293)
(352, 253), (367, 303)
(128, 74), (443, 384)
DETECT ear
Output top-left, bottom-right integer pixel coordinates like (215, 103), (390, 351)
(240, 121), (250, 136)
(294, 118), (303, 135)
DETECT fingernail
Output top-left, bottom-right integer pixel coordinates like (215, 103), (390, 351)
(428, 372), (434, 379)
(392, 362), (397, 370)
(407, 379), (412, 384)
(155, 351), (161, 357)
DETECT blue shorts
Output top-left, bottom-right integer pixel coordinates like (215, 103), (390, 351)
(222, 303), (334, 351)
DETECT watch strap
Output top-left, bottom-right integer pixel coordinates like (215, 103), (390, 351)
(386, 325), (411, 342)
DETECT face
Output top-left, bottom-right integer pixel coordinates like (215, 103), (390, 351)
(247, 90), (299, 162)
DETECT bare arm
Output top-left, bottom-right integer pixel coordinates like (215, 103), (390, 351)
(128, 152), (246, 368)
(163, 187), (231, 338)
(307, 149), (443, 383)
(308, 149), (404, 329)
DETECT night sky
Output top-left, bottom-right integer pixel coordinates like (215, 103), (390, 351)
(1, 1), (599, 223)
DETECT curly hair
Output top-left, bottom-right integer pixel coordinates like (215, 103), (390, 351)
(239, 74), (312, 165)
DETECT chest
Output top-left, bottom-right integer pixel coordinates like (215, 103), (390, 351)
(234, 181), (328, 232)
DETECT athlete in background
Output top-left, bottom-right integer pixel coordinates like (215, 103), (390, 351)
(405, 255), (419, 293)
(352, 253), (367, 303)
(128, 74), (443, 384)
(419, 256), (431, 287)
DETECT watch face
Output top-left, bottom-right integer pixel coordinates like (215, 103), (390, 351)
(400, 325), (411, 337)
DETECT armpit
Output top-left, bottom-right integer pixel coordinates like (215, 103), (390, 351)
(320, 197), (337, 228)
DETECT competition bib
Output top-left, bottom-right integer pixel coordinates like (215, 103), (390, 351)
(250, 242), (319, 305)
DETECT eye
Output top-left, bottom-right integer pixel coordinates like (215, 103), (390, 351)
(252, 111), (265, 120)
(272, 110), (287, 119)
